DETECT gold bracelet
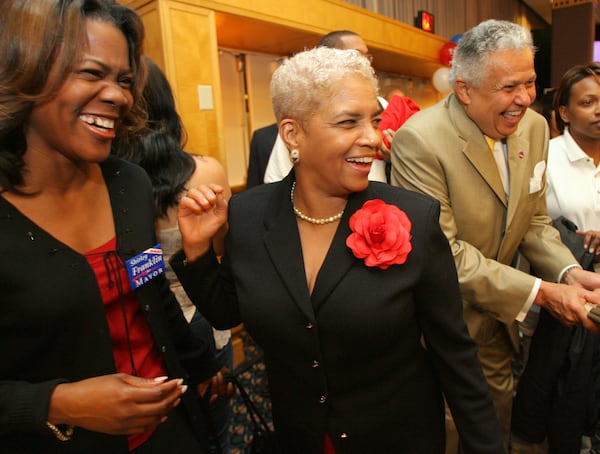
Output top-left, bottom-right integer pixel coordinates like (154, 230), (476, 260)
(46, 421), (74, 441)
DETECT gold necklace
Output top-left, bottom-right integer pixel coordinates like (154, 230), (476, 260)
(290, 182), (344, 225)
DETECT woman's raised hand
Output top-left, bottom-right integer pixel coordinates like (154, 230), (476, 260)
(178, 184), (228, 262)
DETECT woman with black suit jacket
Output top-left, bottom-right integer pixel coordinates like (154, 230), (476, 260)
(173, 47), (504, 454)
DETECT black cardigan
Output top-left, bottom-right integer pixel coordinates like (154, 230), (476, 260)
(0, 157), (221, 453)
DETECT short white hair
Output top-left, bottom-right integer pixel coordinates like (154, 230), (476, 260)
(449, 19), (535, 87)
(270, 46), (378, 124)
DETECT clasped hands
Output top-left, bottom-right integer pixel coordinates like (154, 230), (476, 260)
(537, 267), (600, 334)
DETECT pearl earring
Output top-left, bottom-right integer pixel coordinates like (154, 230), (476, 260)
(289, 149), (300, 164)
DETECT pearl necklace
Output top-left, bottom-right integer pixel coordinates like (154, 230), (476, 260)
(290, 182), (344, 225)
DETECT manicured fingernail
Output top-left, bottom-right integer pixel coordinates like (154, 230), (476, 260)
(180, 385), (188, 394)
(154, 376), (168, 382)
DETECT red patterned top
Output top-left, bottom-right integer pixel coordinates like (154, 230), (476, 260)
(84, 237), (167, 451)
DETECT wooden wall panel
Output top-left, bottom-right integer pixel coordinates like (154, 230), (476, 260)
(134, 1), (225, 163)
(551, 1), (595, 86)
(135, 4), (165, 68)
(169, 6), (220, 158)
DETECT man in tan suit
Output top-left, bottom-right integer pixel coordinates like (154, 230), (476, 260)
(391, 19), (600, 453)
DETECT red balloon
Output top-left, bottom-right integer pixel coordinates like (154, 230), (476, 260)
(439, 42), (457, 67)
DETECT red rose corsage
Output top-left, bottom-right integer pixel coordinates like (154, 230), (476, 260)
(346, 199), (412, 269)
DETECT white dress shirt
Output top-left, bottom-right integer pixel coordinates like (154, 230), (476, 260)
(546, 127), (600, 232)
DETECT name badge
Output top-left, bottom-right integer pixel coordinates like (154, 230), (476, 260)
(124, 244), (165, 290)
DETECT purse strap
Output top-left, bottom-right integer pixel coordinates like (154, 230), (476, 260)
(228, 375), (273, 435)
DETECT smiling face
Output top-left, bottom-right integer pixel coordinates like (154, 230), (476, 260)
(455, 48), (536, 140)
(284, 75), (381, 195)
(559, 75), (600, 147)
(25, 19), (134, 164)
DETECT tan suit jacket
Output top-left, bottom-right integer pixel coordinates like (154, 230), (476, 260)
(391, 94), (578, 350)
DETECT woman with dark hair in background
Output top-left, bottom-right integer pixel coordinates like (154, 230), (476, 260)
(0, 1), (228, 452)
(530, 88), (559, 139)
(546, 63), (600, 245)
(112, 57), (234, 453)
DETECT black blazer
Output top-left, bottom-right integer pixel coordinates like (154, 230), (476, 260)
(174, 173), (503, 454)
(0, 157), (221, 453)
(512, 216), (600, 452)
(246, 123), (278, 189)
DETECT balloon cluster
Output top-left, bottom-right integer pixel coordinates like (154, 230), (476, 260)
(432, 34), (462, 93)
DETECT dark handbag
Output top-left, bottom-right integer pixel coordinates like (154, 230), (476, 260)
(227, 374), (280, 454)
(552, 216), (595, 271)
(551, 216), (600, 325)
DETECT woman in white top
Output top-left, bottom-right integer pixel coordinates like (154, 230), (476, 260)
(547, 63), (600, 252)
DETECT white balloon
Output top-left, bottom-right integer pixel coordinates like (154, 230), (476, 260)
(432, 67), (451, 93)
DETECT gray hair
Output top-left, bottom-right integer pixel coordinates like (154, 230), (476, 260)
(448, 19), (535, 87)
(270, 47), (378, 124)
